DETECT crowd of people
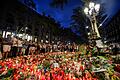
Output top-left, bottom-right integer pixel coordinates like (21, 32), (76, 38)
(0, 34), (120, 79)
(0, 34), (79, 59)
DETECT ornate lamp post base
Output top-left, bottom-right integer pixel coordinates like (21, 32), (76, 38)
(96, 39), (104, 48)
(89, 32), (104, 48)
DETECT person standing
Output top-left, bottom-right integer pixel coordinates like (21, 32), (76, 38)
(0, 34), (3, 59)
(11, 36), (18, 57)
(2, 34), (12, 59)
(17, 38), (23, 56)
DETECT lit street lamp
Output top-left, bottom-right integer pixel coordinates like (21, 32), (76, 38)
(84, 2), (100, 38)
(84, 2), (103, 48)
(87, 32), (90, 35)
(25, 27), (28, 30)
(24, 27), (28, 39)
(86, 26), (89, 29)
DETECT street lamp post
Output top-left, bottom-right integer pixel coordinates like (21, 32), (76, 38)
(84, 2), (103, 48)
(16, 26), (28, 40)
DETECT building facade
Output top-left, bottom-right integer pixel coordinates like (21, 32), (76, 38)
(103, 10), (120, 45)
(0, 0), (80, 43)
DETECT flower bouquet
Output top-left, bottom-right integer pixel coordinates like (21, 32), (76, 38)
(43, 59), (51, 71)
(0, 68), (14, 79)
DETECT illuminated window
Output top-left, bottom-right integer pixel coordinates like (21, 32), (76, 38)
(27, 35), (32, 41)
(30, 36), (32, 41)
(18, 34), (23, 38)
(6, 32), (11, 38)
(2, 31), (6, 38)
(35, 38), (37, 42)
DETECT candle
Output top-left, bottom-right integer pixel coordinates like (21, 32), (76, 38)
(41, 75), (45, 80)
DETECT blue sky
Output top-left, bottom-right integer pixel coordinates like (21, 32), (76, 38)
(33, 0), (120, 28)
(33, 0), (82, 27)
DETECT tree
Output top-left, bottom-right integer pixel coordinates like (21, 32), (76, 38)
(70, 6), (90, 43)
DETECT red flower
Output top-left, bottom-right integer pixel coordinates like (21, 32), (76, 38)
(80, 65), (85, 71)
(78, 77), (82, 80)
(85, 73), (89, 78)
(93, 78), (97, 80)
(114, 65), (120, 73)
